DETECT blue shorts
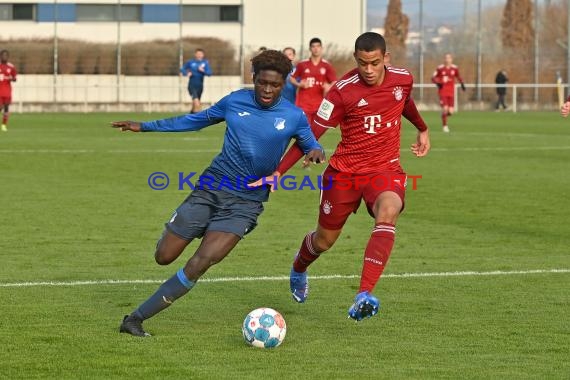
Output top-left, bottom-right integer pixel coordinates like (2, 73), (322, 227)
(165, 189), (264, 240)
(189, 85), (203, 100)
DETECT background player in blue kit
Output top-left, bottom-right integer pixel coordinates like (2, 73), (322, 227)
(180, 48), (212, 113)
(112, 50), (325, 337)
(281, 47), (297, 104)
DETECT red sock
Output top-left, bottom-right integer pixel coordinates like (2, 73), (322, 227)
(2, 112), (7, 125)
(292, 231), (321, 273)
(441, 112), (448, 126)
(359, 223), (396, 293)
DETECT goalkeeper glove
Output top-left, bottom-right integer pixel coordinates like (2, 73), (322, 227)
(460, 83), (466, 92)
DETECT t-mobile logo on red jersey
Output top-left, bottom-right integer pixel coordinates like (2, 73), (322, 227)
(364, 115), (382, 134)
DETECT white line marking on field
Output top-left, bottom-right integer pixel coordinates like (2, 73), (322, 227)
(0, 269), (567, 288)
(1, 146), (570, 154)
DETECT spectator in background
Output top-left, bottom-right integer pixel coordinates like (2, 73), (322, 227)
(282, 47), (297, 103)
(495, 69), (509, 111)
(290, 38), (337, 124)
(180, 48), (212, 114)
(0, 50), (17, 132)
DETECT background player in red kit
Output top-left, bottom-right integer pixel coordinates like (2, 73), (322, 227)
(431, 53), (465, 133)
(0, 50), (17, 132)
(254, 32), (430, 321)
(290, 38), (337, 124)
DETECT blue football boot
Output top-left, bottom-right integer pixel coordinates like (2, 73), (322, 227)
(290, 267), (309, 303)
(348, 291), (380, 321)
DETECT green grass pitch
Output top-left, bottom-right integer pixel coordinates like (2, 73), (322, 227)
(0, 111), (569, 379)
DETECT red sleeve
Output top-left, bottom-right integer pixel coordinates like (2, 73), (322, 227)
(402, 97), (428, 132)
(431, 69), (440, 84)
(326, 63), (337, 83)
(455, 67), (463, 84)
(567, 95), (570, 102)
(276, 122), (329, 175)
(292, 62), (302, 78)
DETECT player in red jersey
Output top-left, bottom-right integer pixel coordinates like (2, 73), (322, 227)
(290, 38), (337, 124)
(0, 50), (17, 132)
(561, 95), (570, 117)
(431, 53), (465, 133)
(251, 32), (430, 321)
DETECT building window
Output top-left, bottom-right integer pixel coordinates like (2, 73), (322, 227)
(0, 4), (35, 20)
(220, 5), (239, 22)
(13, 4), (35, 20)
(183, 5), (241, 22)
(76, 4), (140, 22)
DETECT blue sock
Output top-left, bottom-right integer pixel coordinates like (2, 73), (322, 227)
(134, 268), (195, 320)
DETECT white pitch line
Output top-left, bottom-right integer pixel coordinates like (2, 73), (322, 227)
(0, 268), (567, 288)
(1, 146), (570, 154)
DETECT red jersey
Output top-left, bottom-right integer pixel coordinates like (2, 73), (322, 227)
(292, 58), (336, 114)
(314, 66), (414, 174)
(431, 64), (463, 97)
(0, 62), (17, 97)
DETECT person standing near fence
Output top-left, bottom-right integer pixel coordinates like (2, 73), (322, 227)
(495, 69), (508, 111)
(0, 50), (17, 132)
(180, 48), (212, 114)
(431, 53), (465, 133)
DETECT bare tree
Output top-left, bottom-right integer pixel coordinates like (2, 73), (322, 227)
(384, 0), (409, 63)
(501, 0), (535, 50)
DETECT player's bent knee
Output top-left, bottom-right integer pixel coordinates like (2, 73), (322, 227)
(154, 248), (176, 265)
(312, 232), (337, 252)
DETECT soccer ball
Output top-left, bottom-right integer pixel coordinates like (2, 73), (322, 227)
(242, 307), (287, 348)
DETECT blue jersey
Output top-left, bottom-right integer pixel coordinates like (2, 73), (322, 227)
(141, 89), (322, 202)
(282, 65), (297, 103)
(180, 59), (212, 86)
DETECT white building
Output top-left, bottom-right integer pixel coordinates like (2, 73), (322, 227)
(0, 0), (367, 56)
(1, 0), (367, 110)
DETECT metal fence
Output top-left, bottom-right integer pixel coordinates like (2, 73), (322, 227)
(11, 77), (567, 113)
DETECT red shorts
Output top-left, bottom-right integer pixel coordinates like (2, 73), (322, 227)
(439, 95), (454, 108)
(0, 96), (11, 105)
(318, 165), (406, 230)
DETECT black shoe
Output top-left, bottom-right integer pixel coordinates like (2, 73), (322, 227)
(119, 314), (151, 337)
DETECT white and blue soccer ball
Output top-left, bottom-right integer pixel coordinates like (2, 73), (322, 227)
(242, 307), (287, 348)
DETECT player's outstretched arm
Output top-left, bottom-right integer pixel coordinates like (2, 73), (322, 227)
(411, 129), (430, 157)
(111, 120), (142, 132)
(561, 101), (570, 117)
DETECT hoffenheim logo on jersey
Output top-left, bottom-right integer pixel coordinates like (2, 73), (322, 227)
(274, 118), (286, 130)
(393, 86), (404, 101)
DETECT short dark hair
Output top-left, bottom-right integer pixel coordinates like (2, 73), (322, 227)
(251, 50), (292, 80)
(309, 38), (322, 46)
(354, 32), (386, 54)
(0, 50), (8, 55)
(195, 48), (204, 53)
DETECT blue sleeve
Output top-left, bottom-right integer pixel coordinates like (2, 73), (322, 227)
(180, 61), (189, 75)
(204, 60), (213, 76)
(294, 112), (323, 154)
(141, 95), (228, 132)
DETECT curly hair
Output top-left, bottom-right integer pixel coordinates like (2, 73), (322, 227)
(251, 50), (292, 81)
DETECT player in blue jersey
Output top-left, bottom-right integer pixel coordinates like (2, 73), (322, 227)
(180, 48), (213, 113)
(281, 47), (297, 103)
(112, 50), (325, 337)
